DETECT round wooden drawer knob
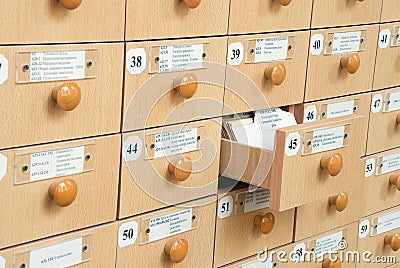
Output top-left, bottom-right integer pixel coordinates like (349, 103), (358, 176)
(48, 178), (78, 207)
(279, 0), (292, 6)
(59, 0), (83, 10)
(389, 175), (400, 191)
(329, 192), (348, 212)
(340, 53), (360, 74)
(164, 238), (188, 263)
(384, 234), (400, 251)
(168, 156), (192, 181)
(322, 259), (341, 268)
(254, 213), (275, 235)
(320, 153), (343, 177)
(174, 73), (198, 99)
(396, 114), (400, 124)
(183, 0), (201, 9)
(264, 63), (286, 86)
(52, 82), (81, 111)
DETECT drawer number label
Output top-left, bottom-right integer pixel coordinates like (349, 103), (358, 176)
(0, 54), (8, 84)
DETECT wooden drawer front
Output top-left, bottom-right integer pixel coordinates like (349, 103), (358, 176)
(367, 88), (400, 154)
(0, 223), (117, 267)
(119, 119), (220, 219)
(357, 206), (400, 267)
(125, 0), (229, 40)
(295, 179), (364, 241)
(116, 196), (216, 267)
(123, 37), (226, 131)
(305, 25), (378, 102)
(381, 0), (400, 22)
(0, 43), (123, 149)
(375, 23), (400, 90)
(361, 148), (400, 217)
(0, 1), (124, 44)
(228, 0), (312, 34)
(0, 135), (120, 249)
(214, 188), (294, 267)
(224, 31), (309, 114)
(220, 114), (365, 211)
(311, 0), (381, 28)
(295, 92), (372, 156)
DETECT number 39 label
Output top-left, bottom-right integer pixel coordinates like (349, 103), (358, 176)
(118, 221), (138, 248)
(227, 42), (244, 66)
(218, 196), (233, 219)
(126, 48), (147, 75)
(285, 132), (301, 157)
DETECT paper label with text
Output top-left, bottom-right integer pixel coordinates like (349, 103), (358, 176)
(30, 51), (85, 82)
(254, 37), (289, 63)
(0, 54), (8, 84)
(310, 125), (346, 154)
(29, 237), (83, 268)
(315, 231), (344, 257)
(147, 208), (192, 243)
(30, 146), (85, 182)
(151, 128), (198, 159)
(331, 31), (361, 55)
(255, 108), (297, 131)
(158, 44), (204, 73)
(244, 189), (270, 213)
(386, 91), (400, 112)
(376, 210), (400, 235)
(0, 256), (4, 268)
(325, 100), (355, 119)
(379, 152), (400, 175)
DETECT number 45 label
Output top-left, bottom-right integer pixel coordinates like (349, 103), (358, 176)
(285, 132), (301, 157)
(123, 136), (143, 162)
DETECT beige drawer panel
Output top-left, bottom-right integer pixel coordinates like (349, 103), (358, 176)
(116, 196), (216, 267)
(374, 23), (400, 90)
(311, 0), (381, 28)
(220, 114), (365, 211)
(228, 0), (312, 34)
(367, 88), (400, 154)
(0, 1), (124, 44)
(123, 37), (226, 131)
(295, 92), (372, 156)
(224, 31), (309, 114)
(381, 0), (400, 22)
(125, 0), (229, 40)
(119, 119), (220, 218)
(361, 148), (400, 217)
(0, 223), (117, 267)
(214, 186), (294, 267)
(357, 206), (400, 267)
(0, 43), (123, 149)
(305, 25), (378, 102)
(0, 135), (120, 249)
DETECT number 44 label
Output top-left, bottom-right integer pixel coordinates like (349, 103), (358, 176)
(123, 136), (143, 161)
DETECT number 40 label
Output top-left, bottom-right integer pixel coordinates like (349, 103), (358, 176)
(310, 34), (324, 56)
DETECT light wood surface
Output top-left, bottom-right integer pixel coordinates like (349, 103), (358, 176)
(311, 0), (381, 28)
(0, 43), (123, 149)
(0, 1), (124, 44)
(295, 92), (372, 156)
(214, 187), (295, 267)
(228, 0), (312, 34)
(220, 114), (365, 211)
(374, 23), (400, 90)
(357, 206), (400, 267)
(0, 223), (117, 268)
(305, 25), (378, 102)
(367, 88), (400, 154)
(116, 196), (216, 267)
(381, 0), (400, 22)
(0, 135), (120, 249)
(119, 119), (220, 219)
(125, 0), (229, 40)
(224, 31), (309, 114)
(123, 37), (226, 131)
(361, 147), (400, 217)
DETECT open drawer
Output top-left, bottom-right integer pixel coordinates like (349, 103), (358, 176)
(220, 114), (364, 211)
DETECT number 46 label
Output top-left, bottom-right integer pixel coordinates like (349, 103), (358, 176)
(123, 136), (143, 162)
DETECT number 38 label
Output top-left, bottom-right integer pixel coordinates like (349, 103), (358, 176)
(285, 132), (301, 157)
(126, 48), (146, 75)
